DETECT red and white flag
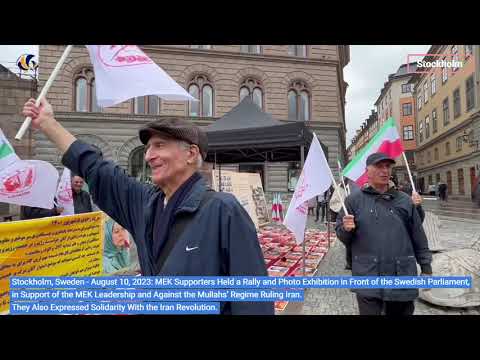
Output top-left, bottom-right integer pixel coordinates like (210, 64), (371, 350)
(56, 167), (74, 216)
(0, 129), (58, 209)
(85, 45), (196, 107)
(284, 134), (332, 244)
(343, 117), (404, 186)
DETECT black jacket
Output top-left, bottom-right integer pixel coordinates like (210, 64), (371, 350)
(73, 190), (93, 214)
(20, 196), (60, 220)
(62, 140), (274, 315)
(20, 205), (59, 220)
(336, 186), (432, 301)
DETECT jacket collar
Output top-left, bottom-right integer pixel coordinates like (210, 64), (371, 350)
(174, 177), (208, 214)
(362, 184), (398, 200)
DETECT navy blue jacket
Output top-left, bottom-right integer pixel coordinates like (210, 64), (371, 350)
(336, 186), (432, 301)
(62, 140), (274, 315)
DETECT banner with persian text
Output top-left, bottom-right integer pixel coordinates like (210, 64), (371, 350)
(0, 212), (104, 313)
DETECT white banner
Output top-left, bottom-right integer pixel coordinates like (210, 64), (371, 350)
(86, 45), (196, 107)
(284, 134), (332, 244)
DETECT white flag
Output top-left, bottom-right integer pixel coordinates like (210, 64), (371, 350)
(86, 45), (196, 107)
(284, 134), (332, 244)
(56, 167), (75, 215)
(0, 160), (58, 210)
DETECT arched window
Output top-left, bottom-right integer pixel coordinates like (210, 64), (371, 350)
(239, 77), (264, 109)
(74, 68), (101, 112)
(91, 80), (102, 113)
(288, 80), (310, 121)
(128, 146), (151, 183)
(188, 74), (214, 117)
(133, 96), (159, 115)
(75, 77), (87, 112)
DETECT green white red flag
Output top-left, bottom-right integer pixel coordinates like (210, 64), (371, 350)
(343, 117), (404, 186)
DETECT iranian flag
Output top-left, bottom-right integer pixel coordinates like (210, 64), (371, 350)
(343, 117), (404, 186)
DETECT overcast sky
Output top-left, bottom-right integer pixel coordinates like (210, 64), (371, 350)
(344, 45), (430, 145)
(0, 45), (431, 146)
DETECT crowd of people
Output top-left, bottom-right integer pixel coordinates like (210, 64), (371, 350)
(5, 97), (445, 316)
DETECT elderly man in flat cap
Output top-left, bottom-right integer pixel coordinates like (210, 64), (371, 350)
(22, 98), (273, 315)
(336, 152), (432, 316)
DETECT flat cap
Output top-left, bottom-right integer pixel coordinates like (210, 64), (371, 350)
(366, 152), (395, 166)
(139, 118), (208, 160)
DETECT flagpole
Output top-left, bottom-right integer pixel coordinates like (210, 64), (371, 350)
(326, 161), (349, 216)
(402, 152), (417, 193)
(300, 145), (306, 277)
(15, 45), (73, 140)
(337, 160), (349, 195)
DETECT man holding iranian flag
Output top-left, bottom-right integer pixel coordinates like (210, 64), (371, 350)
(336, 117), (432, 316)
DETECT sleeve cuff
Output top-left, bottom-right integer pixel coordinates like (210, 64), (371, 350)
(420, 264), (432, 274)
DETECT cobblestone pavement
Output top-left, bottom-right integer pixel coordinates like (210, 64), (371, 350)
(281, 213), (480, 315)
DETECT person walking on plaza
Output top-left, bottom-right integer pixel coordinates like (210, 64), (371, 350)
(315, 190), (328, 223)
(336, 152), (432, 316)
(438, 182), (447, 202)
(22, 97), (273, 315)
(307, 197), (316, 216)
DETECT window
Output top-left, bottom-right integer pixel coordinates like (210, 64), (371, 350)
(425, 115), (430, 139)
(466, 76), (475, 111)
(240, 45), (261, 54)
(129, 146), (151, 183)
(418, 153), (424, 165)
(402, 103), (412, 116)
(419, 119), (424, 142)
(239, 78), (264, 109)
(288, 80), (310, 121)
(452, 45), (459, 72)
(443, 97), (450, 125)
(133, 96), (159, 115)
(427, 151), (431, 163)
(75, 77), (87, 112)
(288, 45), (306, 57)
(458, 168), (465, 195)
(436, 173), (440, 184)
(417, 91), (423, 110)
(434, 148), (439, 161)
(403, 125), (414, 140)
(424, 81), (429, 103)
(442, 57), (448, 83)
(456, 136), (463, 152)
(445, 141), (451, 156)
(91, 80), (101, 112)
(74, 68), (101, 112)
(190, 45), (211, 49)
(432, 109), (437, 133)
(402, 84), (410, 93)
(431, 73), (436, 95)
(453, 88), (461, 118)
(428, 175), (433, 184)
(465, 45), (473, 58)
(188, 74), (213, 117)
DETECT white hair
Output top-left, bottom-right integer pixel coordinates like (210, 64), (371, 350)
(178, 141), (203, 169)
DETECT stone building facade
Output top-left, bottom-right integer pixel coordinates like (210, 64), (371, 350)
(374, 63), (418, 185)
(410, 45), (480, 199)
(34, 45), (350, 199)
